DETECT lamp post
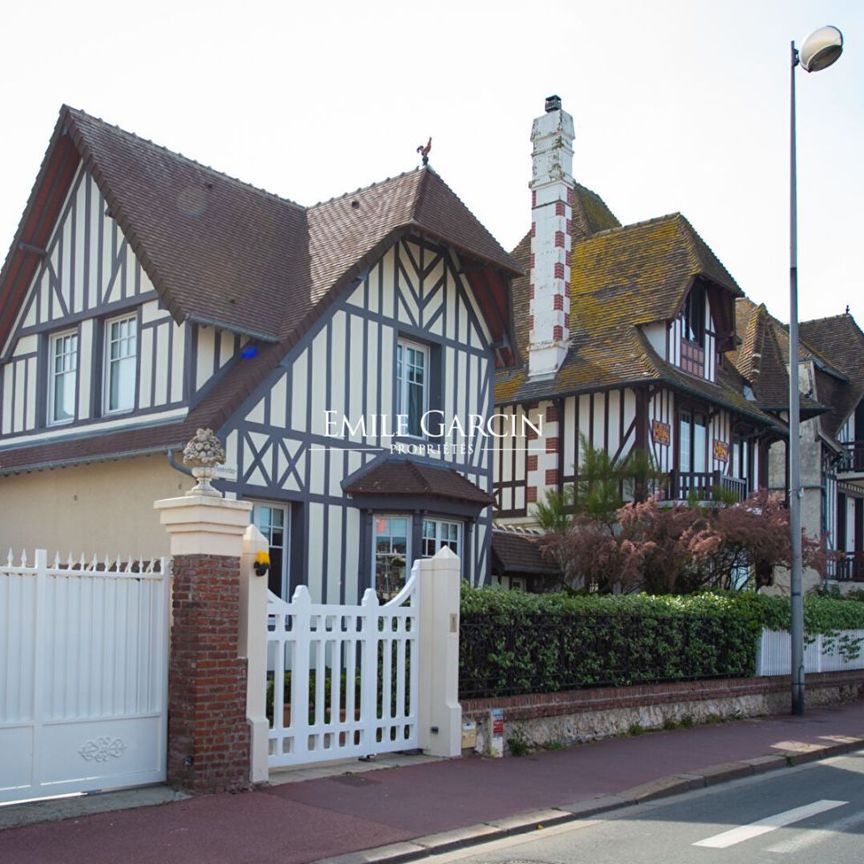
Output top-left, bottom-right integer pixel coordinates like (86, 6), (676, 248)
(788, 25), (843, 716)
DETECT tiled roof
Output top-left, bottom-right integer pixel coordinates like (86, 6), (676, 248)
(496, 210), (767, 429)
(344, 460), (494, 506)
(729, 298), (850, 436)
(571, 182), (621, 238)
(800, 314), (864, 439)
(0, 107), (520, 473)
(730, 299), (797, 412)
(491, 528), (560, 576)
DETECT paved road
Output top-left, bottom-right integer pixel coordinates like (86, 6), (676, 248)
(432, 750), (864, 864)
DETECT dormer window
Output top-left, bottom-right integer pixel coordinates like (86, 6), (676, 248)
(679, 286), (707, 378)
(683, 286), (705, 347)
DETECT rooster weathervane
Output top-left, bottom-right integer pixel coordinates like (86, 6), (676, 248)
(416, 137), (432, 167)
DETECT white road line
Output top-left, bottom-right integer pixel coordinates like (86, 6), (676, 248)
(766, 808), (864, 854)
(693, 800), (848, 849)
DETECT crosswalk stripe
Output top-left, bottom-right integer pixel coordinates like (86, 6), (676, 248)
(693, 800), (848, 849)
(766, 808), (864, 854)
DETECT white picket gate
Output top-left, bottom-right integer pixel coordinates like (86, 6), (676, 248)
(0, 549), (169, 804)
(266, 569), (419, 769)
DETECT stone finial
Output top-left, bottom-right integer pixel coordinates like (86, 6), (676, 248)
(182, 428), (226, 496)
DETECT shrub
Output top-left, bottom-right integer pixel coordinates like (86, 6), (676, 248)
(459, 588), (864, 699)
(459, 588), (762, 698)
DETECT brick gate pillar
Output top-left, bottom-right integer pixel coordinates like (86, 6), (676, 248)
(154, 491), (253, 793)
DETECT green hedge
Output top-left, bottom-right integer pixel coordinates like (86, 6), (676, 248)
(459, 588), (864, 699)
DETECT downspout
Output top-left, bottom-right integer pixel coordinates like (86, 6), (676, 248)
(166, 448), (193, 478)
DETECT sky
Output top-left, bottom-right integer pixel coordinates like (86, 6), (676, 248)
(0, 0), (861, 325)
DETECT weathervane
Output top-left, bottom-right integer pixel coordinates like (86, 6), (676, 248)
(416, 137), (432, 167)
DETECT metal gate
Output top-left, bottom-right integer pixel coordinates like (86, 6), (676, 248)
(266, 569), (419, 769)
(0, 549), (169, 803)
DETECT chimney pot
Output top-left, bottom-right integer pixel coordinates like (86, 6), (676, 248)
(545, 95), (562, 113)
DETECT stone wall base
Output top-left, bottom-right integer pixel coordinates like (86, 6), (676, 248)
(462, 671), (864, 755)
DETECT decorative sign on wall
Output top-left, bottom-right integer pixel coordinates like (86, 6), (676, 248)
(713, 440), (730, 462)
(651, 420), (671, 446)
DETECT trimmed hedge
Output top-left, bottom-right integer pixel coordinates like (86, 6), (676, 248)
(459, 587), (864, 698)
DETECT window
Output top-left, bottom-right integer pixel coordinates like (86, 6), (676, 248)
(396, 339), (428, 437)
(679, 411), (691, 475)
(678, 411), (707, 473)
(731, 438), (748, 480)
(373, 515), (410, 600)
(253, 504), (289, 597)
(104, 315), (137, 413)
(48, 331), (78, 425)
(682, 287), (705, 346)
(422, 519), (460, 557)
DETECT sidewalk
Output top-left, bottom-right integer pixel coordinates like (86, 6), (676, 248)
(1, 701), (862, 864)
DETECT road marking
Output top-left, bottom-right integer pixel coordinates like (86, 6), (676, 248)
(693, 800), (848, 849)
(766, 808), (864, 854)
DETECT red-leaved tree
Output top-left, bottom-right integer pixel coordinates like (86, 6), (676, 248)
(544, 490), (826, 594)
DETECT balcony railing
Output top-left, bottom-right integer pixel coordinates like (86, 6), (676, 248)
(829, 552), (864, 583)
(664, 471), (749, 504)
(837, 441), (864, 474)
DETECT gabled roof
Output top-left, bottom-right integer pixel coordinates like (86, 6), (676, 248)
(0, 107), (520, 474)
(730, 297), (837, 429)
(800, 313), (864, 439)
(570, 213), (741, 327)
(0, 106), (520, 353)
(496, 209), (767, 429)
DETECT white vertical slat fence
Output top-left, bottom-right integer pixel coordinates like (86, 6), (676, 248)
(0, 549), (168, 804)
(756, 628), (864, 676)
(266, 564), (419, 769)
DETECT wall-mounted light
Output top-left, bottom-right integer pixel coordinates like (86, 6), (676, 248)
(254, 550), (270, 577)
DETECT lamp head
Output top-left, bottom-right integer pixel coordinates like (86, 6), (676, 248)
(800, 25), (844, 72)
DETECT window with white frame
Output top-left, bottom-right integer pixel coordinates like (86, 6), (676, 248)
(48, 331), (78, 425)
(395, 339), (428, 437)
(373, 515), (410, 600)
(252, 504), (289, 598)
(104, 315), (137, 413)
(422, 518), (460, 558)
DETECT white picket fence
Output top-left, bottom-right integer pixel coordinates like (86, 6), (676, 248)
(756, 628), (864, 676)
(266, 568), (419, 769)
(0, 549), (169, 804)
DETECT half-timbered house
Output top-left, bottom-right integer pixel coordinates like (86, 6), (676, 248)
(732, 299), (864, 590)
(493, 97), (783, 531)
(0, 106), (520, 601)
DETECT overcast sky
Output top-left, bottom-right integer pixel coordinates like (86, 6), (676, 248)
(1, 0), (860, 325)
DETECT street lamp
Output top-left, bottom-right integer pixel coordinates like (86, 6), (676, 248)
(788, 24), (843, 717)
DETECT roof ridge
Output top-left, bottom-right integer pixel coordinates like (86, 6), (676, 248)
(308, 168), (421, 209)
(63, 105), (307, 212)
(577, 211), (683, 241)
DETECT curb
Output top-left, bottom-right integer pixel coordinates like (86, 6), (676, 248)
(313, 737), (864, 864)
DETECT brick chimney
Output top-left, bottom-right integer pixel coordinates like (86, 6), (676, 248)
(528, 95), (574, 380)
